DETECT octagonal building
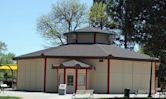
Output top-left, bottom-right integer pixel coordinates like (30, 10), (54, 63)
(14, 27), (159, 94)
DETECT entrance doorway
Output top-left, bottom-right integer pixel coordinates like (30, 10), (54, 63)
(57, 69), (89, 93)
(53, 60), (91, 93)
(66, 75), (75, 93)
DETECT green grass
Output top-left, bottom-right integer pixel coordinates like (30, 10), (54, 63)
(0, 96), (21, 99)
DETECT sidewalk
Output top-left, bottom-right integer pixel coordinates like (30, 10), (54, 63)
(0, 91), (70, 99)
(0, 90), (165, 99)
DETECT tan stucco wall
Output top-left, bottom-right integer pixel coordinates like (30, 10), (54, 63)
(81, 59), (107, 93)
(17, 58), (44, 91)
(110, 60), (155, 93)
(46, 58), (68, 92)
(67, 35), (76, 44)
(17, 57), (156, 94)
(77, 69), (86, 90)
(77, 33), (94, 43)
(96, 33), (109, 44)
(66, 33), (110, 44)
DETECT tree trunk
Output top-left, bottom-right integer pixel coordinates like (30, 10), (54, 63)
(124, 31), (127, 48)
(57, 36), (64, 45)
(68, 22), (71, 32)
(100, 19), (103, 30)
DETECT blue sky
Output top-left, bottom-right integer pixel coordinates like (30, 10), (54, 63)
(0, 0), (93, 56)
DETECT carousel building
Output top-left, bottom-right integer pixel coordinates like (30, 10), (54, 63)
(14, 27), (159, 94)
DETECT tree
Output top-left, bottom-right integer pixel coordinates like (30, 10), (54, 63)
(92, 0), (136, 49)
(0, 53), (15, 64)
(137, 46), (144, 54)
(159, 50), (166, 89)
(0, 41), (7, 53)
(89, 2), (109, 30)
(131, 0), (166, 57)
(106, 0), (137, 49)
(93, 0), (107, 4)
(37, 0), (87, 45)
(0, 41), (15, 64)
(106, 0), (166, 56)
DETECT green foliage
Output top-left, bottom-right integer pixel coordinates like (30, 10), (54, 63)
(0, 69), (15, 81)
(89, 1), (116, 30)
(89, 2), (108, 29)
(137, 46), (144, 54)
(0, 69), (5, 78)
(0, 41), (15, 81)
(0, 41), (7, 53)
(159, 51), (166, 76)
(106, 0), (166, 56)
(94, 0), (107, 4)
(102, 0), (138, 48)
(158, 50), (166, 89)
(131, 0), (166, 57)
(37, 15), (63, 45)
(0, 41), (15, 65)
(37, 0), (87, 46)
(0, 52), (15, 64)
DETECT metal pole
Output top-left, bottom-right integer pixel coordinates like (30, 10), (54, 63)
(148, 57), (153, 97)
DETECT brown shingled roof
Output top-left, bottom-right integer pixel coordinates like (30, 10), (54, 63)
(14, 44), (158, 61)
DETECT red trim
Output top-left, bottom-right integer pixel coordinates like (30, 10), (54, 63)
(85, 69), (88, 90)
(57, 69), (59, 85)
(107, 58), (110, 94)
(44, 57), (47, 92)
(154, 62), (157, 92)
(94, 33), (96, 43)
(75, 69), (78, 92)
(64, 68), (66, 84)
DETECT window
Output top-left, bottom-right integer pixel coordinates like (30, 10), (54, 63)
(67, 75), (74, 86)
(78, 33), (94, 43)
(78, 75), (85, 86)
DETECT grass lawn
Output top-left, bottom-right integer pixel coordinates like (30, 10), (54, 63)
(0, 96), (21, 99)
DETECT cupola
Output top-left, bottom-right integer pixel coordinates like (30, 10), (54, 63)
(64, 27), (114, 44)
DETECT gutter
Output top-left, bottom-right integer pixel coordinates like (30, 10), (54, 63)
(13, 54), (159, 62)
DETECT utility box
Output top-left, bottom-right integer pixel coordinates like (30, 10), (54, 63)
(58, 84), (67, 95)
(124, 88), (130, 98)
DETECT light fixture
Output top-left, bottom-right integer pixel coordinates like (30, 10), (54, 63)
(99, 59), (104, 62)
